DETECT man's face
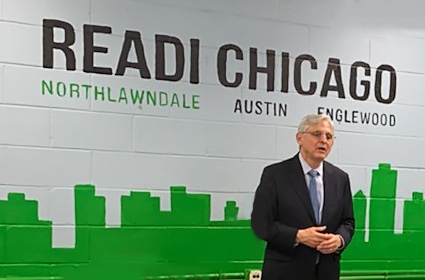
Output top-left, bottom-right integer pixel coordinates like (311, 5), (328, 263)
(296, 120), (334, 165)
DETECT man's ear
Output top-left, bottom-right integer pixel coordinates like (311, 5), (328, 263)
(295, 132), (303, 145)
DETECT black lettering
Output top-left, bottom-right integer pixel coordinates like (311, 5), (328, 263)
(350, 61), (370, 101)
(344, 110), (351, 123)
(390, 115), (396, 126)
(294, 54), (317, 95)
(234, 99), (242, 113)
(371, 113), (379, 125)
(155, 35), (184, 81)
(335, 109), (343, 122)
(190, 39), (200, 84)
(83, 24), (112, 74)
(264, 101), (273, 115)
(281, 52), (290, 93)
(255, 101), (262, 114)
(217, 44), (243, 87)
(352, 111), (359, 123)
(381, 114), (388, 125)
(361, 112), (370, 124)
(245, 100), (253, 114)
(116, 31), (151, 78)
(321, 58), (345, 98)
(249, 48), (275, 91)
(43, 19), (76, 70)
(278, 103), (287, 116)
(375, 65), (396, 104)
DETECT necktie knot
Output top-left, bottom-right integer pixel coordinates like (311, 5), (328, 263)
(308, 170), (319, 178)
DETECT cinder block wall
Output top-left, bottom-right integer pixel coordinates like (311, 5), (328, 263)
(0, 0), (425, 278)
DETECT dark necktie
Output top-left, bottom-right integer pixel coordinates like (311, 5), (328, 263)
(308, 170), (320, 223)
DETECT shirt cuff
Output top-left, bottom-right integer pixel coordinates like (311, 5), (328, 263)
(336, 234), (345, 252)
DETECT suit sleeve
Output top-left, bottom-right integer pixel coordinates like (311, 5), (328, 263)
(251, 166), (298, 254)
(335, 172), (355, 250)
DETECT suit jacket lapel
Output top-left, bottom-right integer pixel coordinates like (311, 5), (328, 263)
(287, 155), (316, 223)
(321, 162), (334, 225)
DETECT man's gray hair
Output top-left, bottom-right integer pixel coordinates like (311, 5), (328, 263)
(297, 114), (334, 133)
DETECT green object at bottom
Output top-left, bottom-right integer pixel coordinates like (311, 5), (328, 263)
(0, 163), (425, 278)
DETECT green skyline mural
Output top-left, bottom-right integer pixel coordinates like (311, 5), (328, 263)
(344, 163), (425, 272)
(0, 163), (424, 279)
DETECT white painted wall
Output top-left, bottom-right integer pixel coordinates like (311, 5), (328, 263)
(0, 0), (424, 247)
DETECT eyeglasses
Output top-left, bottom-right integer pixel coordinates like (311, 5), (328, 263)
(303, 131), (335, 141)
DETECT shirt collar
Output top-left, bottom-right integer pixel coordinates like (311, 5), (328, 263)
(298, 153), (323, 176)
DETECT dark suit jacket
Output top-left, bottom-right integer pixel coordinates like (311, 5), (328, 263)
(251, 154), (355, 280)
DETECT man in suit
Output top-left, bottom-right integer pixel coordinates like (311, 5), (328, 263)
(251, 114), (355, 280)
